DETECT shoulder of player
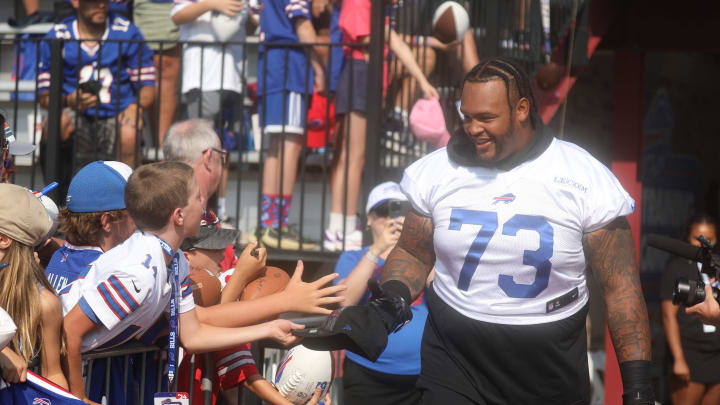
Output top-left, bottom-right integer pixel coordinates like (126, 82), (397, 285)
(404, 147), (452, 179)
(47, 16), (77, 39)
(543, 139), (617, 188)
(107, 13), (143, 38)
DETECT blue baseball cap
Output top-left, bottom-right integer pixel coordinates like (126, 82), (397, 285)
(66, 161), (133, 213)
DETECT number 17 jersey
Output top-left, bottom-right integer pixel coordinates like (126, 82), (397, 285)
(400, 138), (635, 325)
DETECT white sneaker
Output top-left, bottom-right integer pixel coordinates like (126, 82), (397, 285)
(323, 228), (338, 251)
(336, 229), (362, 251)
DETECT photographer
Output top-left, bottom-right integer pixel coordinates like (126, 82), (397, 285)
(661, 214), (720, 405)
(37, 0), (155, 169)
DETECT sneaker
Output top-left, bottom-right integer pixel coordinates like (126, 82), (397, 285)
(262, 226), (318, 251)
(335, 229), (363, 251)
(323, 228), (338, 251)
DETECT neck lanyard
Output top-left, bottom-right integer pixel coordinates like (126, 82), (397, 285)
(155, 235), (179, 385)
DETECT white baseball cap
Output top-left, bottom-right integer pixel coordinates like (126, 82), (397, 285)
(365, 181), (408, 215)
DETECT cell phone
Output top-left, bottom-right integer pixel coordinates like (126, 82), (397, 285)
(78, 79), (101, 95)
(389, 200), (411, 219)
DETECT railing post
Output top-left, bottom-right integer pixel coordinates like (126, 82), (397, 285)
(44, 39), (63, 203)
(364, 0), (385, 214)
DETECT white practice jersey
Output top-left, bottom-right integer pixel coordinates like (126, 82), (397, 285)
(60, 231), (195, 352)
(400, 138), (634, 325)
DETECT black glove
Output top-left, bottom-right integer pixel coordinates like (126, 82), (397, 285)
(367, 279), (413, 333)
(620, 360), (655, 405)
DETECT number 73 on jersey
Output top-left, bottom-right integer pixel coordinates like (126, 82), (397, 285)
(449, 209), (554, 298)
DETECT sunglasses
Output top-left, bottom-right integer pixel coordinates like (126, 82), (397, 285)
(204, 147), (228, 166)
(372, 200), (410, 218)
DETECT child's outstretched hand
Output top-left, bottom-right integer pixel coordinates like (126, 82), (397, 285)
(282, 261), (346, 314)
(267, 319), (304, 346)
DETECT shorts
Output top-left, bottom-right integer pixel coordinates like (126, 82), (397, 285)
(682, 343), (720, 383)
(417, 287), (591, 405)
(342, 359), (421, 405)
(335, 59), (368, 115)
(259, 91), (307, 136)
(65, 108), (120, 167)
(133, 0), (179, 51)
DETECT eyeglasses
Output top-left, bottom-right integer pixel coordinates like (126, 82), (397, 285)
(204, 148), (228, 166)
(372, 200), (410, 218)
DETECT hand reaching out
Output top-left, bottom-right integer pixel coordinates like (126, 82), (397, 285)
(282, 261), (346, 314)
(236, 241), (267, 282)
(421, 81), (439, 100)
(266, 319), (304, 346)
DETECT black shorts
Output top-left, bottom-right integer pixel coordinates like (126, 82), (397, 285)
(335, 59), (367, 115)
(418, 287), (590, 405)
(342, 359), (421, 405)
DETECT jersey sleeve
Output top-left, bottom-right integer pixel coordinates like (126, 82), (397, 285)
(285, 0), (311, 22)
(400, 164), (433, 217)
(338, 0), (370, 41)
(124, 23), (156, 90)
(581, 161), (635, 233)
(79, 267), (150, 331)
(177, 253), (196, 314)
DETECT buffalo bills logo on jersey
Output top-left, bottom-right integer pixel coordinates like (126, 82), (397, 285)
(492, 193), (516, 205)
(33, 398), (51, 405)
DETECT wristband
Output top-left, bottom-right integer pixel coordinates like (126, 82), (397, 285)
(365, 250), (380, 264)
(619, 360), (654, 405)
(379, 280), (412, 306)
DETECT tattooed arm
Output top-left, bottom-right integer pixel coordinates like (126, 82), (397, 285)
(380, 210), (436, 300)
(583, 216), (651, 362)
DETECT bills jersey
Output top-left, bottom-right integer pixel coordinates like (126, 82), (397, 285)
(60, 231), (194, 353)
(0, 371), (85, 404)
(45, 242), (103, 294)
(400, 138), (634, 325)
(257, 0), (314, 95)
(38, 14), (155, 119)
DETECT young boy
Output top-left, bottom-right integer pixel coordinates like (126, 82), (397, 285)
(61, 161), (303, 403)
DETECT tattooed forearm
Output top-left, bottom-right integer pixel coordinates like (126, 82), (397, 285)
(583, 216), (651, 362)
(381, 210), (435, 299)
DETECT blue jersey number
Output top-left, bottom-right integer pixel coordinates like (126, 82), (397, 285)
(449, 209), (554, 297)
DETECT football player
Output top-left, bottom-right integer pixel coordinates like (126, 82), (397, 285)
(302, 57), (653, 405)
(37, 0), (156, 168)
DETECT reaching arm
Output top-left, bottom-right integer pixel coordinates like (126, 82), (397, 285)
(178, 308), (302, 353)
(39, 290), (69, 390)
(661, 300), (690, 381)
(380, 211), (435, 300)
(583, 216), (651, 362)
(244, 374), (293, 405)
(63, 304), (103, 402)
(387, 29), (438, 100)
(220, 242), (266, 304)
(685, 283), (720, 326)
(196, 261), (345, 326)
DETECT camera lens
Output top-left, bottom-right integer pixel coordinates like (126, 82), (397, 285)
(673, 278), (706, 307)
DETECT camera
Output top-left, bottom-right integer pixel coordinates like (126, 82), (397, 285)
(673, 277), (720, 306)
(78, 79), (101, 95)
(670, 235), (720, 307)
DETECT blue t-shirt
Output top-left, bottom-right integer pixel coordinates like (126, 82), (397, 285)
(0, 371), (85, 404)
(45, 242), (103, 294)
(38, 14), (156, 119)
(257, 0), (314, 95)
(334, 247), (428, 375)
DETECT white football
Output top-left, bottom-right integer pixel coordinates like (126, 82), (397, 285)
(0, 307), (17, 351)
(274, 345), (333, 404)
(211, 10), (246, 43)
(432, 1), (470, 43)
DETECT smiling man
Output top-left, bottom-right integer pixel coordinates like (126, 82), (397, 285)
(300, 57), (654, 405)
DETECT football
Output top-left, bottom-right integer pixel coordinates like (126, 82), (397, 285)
(240, 266), (290, 301)
(432, 1), (470, 44)
(189, 268), (222, 307)
(211, 11), (246, 43)
(274, 345), (334, 404)
(0, 307), (17, 351)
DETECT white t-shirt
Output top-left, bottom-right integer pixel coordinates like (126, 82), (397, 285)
(60, 231), (195, 352)
(400, 138), (635, 325)
(172, 0), (247, 94)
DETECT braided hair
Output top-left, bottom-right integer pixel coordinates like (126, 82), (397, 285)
(462, 57), (538, 128)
